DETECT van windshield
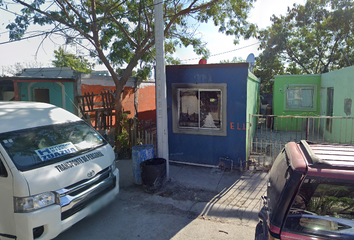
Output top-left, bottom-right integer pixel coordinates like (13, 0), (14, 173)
(0, 121), (106, 171)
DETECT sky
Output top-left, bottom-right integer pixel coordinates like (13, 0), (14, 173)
(0, 0), (305, 73)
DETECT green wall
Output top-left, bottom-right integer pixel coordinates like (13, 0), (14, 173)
(273, 75), (321, 131)
(246, 72), (260, 159)
(320, 66), (354, 143)
(19, 81), (76, 114)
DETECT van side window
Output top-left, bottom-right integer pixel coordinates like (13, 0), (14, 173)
(0, 159), (8, 177)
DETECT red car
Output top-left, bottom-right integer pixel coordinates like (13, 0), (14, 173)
(255, 140), (354, 240)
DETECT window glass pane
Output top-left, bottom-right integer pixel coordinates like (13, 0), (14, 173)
(200, 91), (221, 129)
(179, 90), (199, 128)
(287, 89), (301, 108)
(173, 84), (226, 136)
(268, 150), (289, 221)
(283, 177), (354, 239)
(301, 89), (313, 108)
(287, 87), (314, 109)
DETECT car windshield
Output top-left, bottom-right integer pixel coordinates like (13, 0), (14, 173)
(0, 121), (105, 171)
(283, 177), (354, 239)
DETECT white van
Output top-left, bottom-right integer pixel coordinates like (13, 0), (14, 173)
(0, 101), (119, 240)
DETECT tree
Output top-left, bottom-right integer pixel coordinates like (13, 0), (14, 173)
(253, 53), (285, 94)
(1, 61), (49, 76)
(4, 0), (257, 149)
(52, 47), (94, 73)
(256, 0), (354, 93)
(219, 56), (244, 63)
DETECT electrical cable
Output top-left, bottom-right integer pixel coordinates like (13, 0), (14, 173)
(0, 0), (166, 47)
(180, 41), (260, 62)
(0, 0), (257, 65)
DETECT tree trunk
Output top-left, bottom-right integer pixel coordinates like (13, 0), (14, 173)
(114, 84), (124, 153)
(110, 48), (148, 153)
(134, 78), (138, 118)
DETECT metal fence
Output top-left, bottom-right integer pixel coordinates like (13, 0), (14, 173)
(127, 118), (156, 148)
(116, 118), (156, 159)
(249, 115), (354, 169)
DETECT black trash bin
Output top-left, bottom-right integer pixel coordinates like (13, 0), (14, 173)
(140, 158), (166, 193)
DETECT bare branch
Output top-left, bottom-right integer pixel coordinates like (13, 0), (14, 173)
(90, 0), (98, 36)
(323, 34), (342, 72)
(143, 4), (152, 36)
(164, 0), (218, 35)
(96, 0), (129, 30)
(89, 0), (113, 75)
(14, 0), (95, 44)
(60, 0), (89, 27)
(53, 0), (76, 26)
(80, 0), (92, 23)
(138, 1), (142, 46)
(106, 0), (129, 13)
(285, 47), (311, 74)
(107, 13), (138, 48)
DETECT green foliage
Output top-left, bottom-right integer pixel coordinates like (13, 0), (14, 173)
(8, 0), (257, 82)
(255, 0), (354, 94)
(136, 66), (152, 80)
(219, 57), (244, 63)
(116, 65), (151, 80)
(308, 184), (354, 216)
(1, 61), (47, 76)
(166, 56), (181, 65)
(116, 113), (130, 150)
(254, 54), (285, 94)
(52, 47), (94, 73)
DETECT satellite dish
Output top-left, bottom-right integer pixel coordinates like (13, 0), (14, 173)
(246, 53), (255, 72)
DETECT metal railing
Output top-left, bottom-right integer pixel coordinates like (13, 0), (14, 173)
(248, 115), (354, 169)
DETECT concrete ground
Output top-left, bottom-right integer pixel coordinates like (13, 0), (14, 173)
(54, 159), (268, 240)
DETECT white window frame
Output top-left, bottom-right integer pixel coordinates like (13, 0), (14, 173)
(284, 84), (317, 111)
(172, 83), (227, 136)
(177, 88), (222, 129)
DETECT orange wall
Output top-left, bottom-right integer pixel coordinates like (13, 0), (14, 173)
(81, 84), (156, 121)
(137, 85), (156, 121)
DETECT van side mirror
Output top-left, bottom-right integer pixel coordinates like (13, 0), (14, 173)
(0, 160), (8, 177)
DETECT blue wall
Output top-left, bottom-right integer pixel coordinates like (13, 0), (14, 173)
(166, 63), (250, 166)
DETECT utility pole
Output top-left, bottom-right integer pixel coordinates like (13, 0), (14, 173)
(154, 0), (169, 178)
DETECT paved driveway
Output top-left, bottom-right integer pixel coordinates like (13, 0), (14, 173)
(54, 160), (268, 240)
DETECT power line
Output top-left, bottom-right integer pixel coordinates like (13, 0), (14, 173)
(0, 1), (56, 35)
(0, 6), (21, 16)
(1, 0), (257, 63)
(66, 37), (99, 58)
(0, 27), (72, 45)
(180, 42), (260, 62)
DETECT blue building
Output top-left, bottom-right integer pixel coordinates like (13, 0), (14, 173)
(166, 63), (260, 168)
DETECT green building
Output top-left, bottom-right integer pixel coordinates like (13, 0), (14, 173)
(273, 65), (354, 144)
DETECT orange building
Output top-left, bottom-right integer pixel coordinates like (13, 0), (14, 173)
(80, 74), (156, 121)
